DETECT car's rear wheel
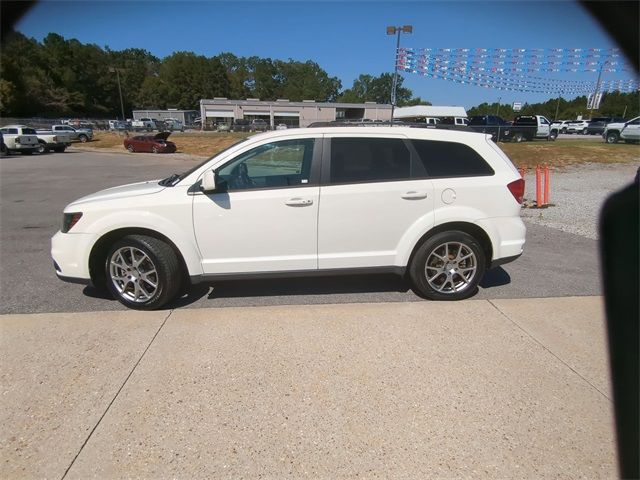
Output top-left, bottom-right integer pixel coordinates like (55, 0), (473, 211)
(37, 141), (48, 154)
(606, 132), (619, 144)
(78, 134), (88, 143)
(127, 144), (135, 153)
(512, 132), (524, 143)
(105, 235), (182, 310)
(409, 231), (485, 301)
(53, 146), (66, 153)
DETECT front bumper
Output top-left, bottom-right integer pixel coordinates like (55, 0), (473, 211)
(51, 230), (96, 282)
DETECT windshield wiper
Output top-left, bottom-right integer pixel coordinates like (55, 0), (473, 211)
(159, 173), (180, 186)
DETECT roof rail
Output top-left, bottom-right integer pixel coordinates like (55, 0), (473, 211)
(307, 120), (473, 132)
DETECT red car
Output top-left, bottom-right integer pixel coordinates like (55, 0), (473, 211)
(124, 132), (176, 153)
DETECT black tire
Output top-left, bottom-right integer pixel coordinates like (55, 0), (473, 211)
(606, 132), (619, 144)
(152, 145), (159, 154)
(549, 130), (558, 141)
(53, 146), (66, 153)
(561, 128), (567, 134)
(512, 132), (524, 143)
(408, 231), (486, 301)
(127, 144), (135, 153)
(105, 235), (183, 310)
(78, 134), (88, 143)
(37, 141), (48, 154)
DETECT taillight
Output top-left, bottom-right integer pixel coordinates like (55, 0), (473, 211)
(62, 212), (83, 233)
(507, 178), (525, 204)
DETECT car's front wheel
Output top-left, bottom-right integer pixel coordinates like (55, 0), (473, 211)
(409, 231), (486, 301)
(127, 144), (135, 153)
(548, 131), (558, 141)
(78, 134), (88, 143)
(105, 235), (182, 310)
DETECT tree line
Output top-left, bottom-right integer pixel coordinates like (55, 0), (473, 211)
(467, 90), (639, 121)
(0, 32), (427, 118)
(1, 32), (636, 120)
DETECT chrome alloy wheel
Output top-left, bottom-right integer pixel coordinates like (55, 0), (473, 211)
(109, 246), (159, 302)
(424, 242), (477, 294)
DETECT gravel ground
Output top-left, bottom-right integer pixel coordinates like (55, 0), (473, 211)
(521, 161), (639, 239)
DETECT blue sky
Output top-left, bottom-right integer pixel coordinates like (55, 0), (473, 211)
(16, 0), (633, 108)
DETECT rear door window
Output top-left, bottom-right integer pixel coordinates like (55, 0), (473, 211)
(411, 139), (494, 178)
(329, 137), (412, 184)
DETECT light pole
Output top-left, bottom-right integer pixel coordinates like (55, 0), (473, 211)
(109, 67), (126, 121)
(386, 25), (412, 124)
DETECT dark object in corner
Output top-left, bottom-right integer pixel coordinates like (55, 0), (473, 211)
(599, 168), (639, 479)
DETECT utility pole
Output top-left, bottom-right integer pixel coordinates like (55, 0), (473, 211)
(589, 63), (605, 115)
(386, 25), (412, 125)
(109, 67), (126, 121)
(495, 97), (501, 116)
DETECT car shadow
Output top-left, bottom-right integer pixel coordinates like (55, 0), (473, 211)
(202, 274), (411, 299)
(479, 267), (511, 288)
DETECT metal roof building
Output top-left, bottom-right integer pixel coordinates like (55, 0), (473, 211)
(199, 98), (393, 129)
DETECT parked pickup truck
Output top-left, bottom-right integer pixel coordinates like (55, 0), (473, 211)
(131, 118), (155, 131)
(510, 115), (558, 141)
(602, 116), (640, 144)
(0, 125), (40, 154)
(40, 125), (93, 143)
(467, 115), (516, 142)
(34, 130), (71, 153)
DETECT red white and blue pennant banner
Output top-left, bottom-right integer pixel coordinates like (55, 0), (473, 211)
(397, 48), (639, 94)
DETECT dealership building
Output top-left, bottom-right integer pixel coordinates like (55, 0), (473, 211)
(199, 98), (393, 129)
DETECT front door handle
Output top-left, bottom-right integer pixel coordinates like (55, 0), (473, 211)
(401, 191), (428, 200)
(285, 197), (313, 206)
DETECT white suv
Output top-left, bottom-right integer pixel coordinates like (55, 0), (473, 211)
(52, 127), (526, 309)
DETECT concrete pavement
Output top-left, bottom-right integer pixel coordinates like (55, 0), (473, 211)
(0, 297), (616, 479)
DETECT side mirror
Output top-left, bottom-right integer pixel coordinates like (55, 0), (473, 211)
(201, 170), (217, 192)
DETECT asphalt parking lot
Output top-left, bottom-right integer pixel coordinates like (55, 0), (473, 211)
(0, 148), (606, 314)
(0, 148), (626, 478)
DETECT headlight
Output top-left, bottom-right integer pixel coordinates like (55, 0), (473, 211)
(62, 212), (83, 233)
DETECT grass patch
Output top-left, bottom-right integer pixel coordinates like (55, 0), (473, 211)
(80, 131), (253, 157)
(499, 139), (640, 169)
(80, 132), (639, 169)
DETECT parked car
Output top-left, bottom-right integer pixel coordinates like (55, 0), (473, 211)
(565, 120), (589, 134)
(250, 119), (269, 132)
(163, 118), (184, 132)
(466, 115), (515, 141)
(52, 127), (526, 310)
(123, 132), (177, 153)
(232, 119), (251, 132)
(216, 123), (231, 132)
(0, 125), (40, 154)
(551, 120), (572, 133)
(0, 132), (6, 155)
(275, 123), (288, 130)
(602, 116), (640, 144)
(109, 120), (129, 131)
(585, 117), (626, 135)
(131, 117), (155, 131)
(41, 124), (93, 143)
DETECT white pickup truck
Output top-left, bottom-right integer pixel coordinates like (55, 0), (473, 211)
(0, 125), (40, 154)
(40, 125), (93, 143)
(131, 117), (155, 131)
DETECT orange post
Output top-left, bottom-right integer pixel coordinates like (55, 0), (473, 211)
(543, 164), (550, 205)
(535, 165), (542, 207)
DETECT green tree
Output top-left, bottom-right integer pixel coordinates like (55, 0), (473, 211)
(337, 73), (413, 105)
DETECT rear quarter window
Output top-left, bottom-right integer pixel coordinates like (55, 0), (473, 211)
(411, 139), (494, 178)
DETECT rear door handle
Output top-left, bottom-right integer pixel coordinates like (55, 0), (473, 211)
(285, 197), (313, 206)
(401, 191), (428, 200)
